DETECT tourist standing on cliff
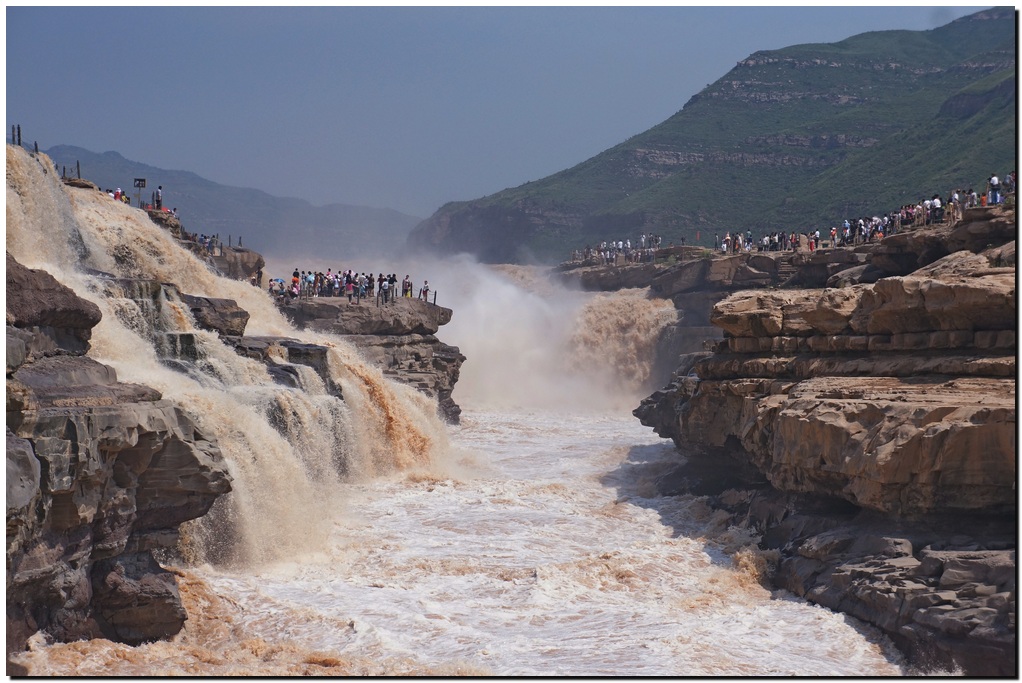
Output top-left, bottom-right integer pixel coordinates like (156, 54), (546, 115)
(345, 276), (355, 304)
(988, 174), (1001, 205)
(155, 185), (163, 210)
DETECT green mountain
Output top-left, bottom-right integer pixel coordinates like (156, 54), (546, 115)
(44, 145), (421, 260)
(407, 7), (1017, 264)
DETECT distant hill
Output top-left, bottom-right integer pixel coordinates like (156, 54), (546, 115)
(44, 145), (422, 261)
(407, 7), (1017, 264)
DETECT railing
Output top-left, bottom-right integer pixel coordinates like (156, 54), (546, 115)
(61, 161), (82, 180)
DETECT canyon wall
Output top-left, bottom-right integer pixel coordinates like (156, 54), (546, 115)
(632, 205), (1016, 675)
(6, 255), (231, 654)
(273, 296), (466, 424)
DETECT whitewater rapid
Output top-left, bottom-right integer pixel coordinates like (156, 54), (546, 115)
(6, 146), (906, 675)
(201, 409), (906, 676)
(12, 408), (906, 676)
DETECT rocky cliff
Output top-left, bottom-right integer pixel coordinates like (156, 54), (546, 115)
(88, 272), (466, 426)
(6, 191), (463, 669)
(6, 254), (232, 655)
(633, 205), (1017, 675)
(88, 196), (465, 425)
(6, 250), (464, 666)
(275, 296), (466, 423)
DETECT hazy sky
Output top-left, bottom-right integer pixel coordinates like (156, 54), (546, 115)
(7, 5), (986, 217)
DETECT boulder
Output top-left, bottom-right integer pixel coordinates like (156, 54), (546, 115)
(6, 252), (102, 355)
(174, 291), (250, 337)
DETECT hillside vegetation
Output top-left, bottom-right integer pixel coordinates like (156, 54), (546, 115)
(407, 7), (1017, 263)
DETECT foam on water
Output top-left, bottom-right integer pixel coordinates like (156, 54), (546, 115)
(16, 409), (904, 676)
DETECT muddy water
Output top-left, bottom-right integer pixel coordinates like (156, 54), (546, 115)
(7, 146), (905, 675)
(12, 409), (906, 676)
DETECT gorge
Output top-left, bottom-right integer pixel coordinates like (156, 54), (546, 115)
(6, 142), (1016, 676)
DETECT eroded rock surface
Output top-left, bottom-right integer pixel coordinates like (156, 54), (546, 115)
(281, 295), (453, 336)
(6, 254), (232, 655)
(637, 243), (1016, 517)
(634, 207), (1016, 675)
(705, 487), (1017, 676)
(277, 296), (466, 422)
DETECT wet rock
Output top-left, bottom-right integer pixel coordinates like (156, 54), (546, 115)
(343, 334), (466, 424)
(274, 296), (466, 422)
(91, 553), (187, 644)
(173, 290), (250, 337)
(6, 256), (232, 655)
(6, 252), (102, 355)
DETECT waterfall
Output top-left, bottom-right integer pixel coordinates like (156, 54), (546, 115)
(6, 145), (450, 567)
(420, 259), (679, 413)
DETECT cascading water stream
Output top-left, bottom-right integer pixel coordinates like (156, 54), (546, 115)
(6, 146), (450, 566)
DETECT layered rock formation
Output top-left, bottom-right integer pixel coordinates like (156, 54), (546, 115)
(276, 296), (466, 423)
(90, 271), (464, 423)
(6, 255), (232, 654)
(633, 205), (1016, 675)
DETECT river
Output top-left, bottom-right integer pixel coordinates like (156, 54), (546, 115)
(6, 145), (906, 675)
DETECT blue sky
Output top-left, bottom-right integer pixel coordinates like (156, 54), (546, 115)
(7, 5), (986, 217)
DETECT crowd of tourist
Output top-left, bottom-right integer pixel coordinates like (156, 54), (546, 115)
(569, 234), (666, 265)
(566, 171), (1015, 261)
(268, 269), (432, 305)
(105, 186), (178, 217)
(180, 232), (223, 256)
